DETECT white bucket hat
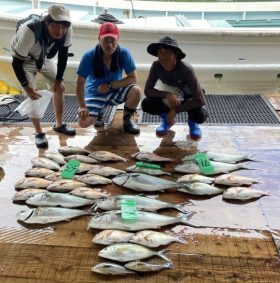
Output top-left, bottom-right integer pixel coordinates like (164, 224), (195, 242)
(48, 4), (71, 23)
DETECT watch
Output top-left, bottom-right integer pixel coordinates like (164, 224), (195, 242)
(108, 82), (112, 89)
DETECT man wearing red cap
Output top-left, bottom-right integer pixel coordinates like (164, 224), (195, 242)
(76, 22), (141, 134)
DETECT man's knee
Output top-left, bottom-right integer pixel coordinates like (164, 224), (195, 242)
(188, 107), (208, 124)
(127, 85), (141, 100)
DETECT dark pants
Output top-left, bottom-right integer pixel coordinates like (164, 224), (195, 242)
(141, 97), (208, 124)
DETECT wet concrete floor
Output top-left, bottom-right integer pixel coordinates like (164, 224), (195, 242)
(0, 107), (280, 282)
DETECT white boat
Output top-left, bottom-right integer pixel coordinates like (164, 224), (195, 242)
(0, 1), (280, 94)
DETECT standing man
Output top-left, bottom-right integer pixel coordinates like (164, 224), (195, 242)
(11, 4), (76, 148)
(142, 36), (207, 140)
(76, 22), (141, 134)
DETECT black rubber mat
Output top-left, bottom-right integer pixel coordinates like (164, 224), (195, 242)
(0, 95), (117, 125)
(138, 94), (280, 126)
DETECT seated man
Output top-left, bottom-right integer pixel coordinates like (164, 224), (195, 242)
(76, 22), (141, 134)
(142, 35), (208, 140)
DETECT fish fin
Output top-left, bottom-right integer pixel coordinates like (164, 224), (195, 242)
(157, 249), (171, 262)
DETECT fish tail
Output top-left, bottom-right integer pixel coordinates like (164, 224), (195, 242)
(174, 201), (194, 212)
(175, 237), (187, 244)
(178, 212), (202, 228)
(157, 249), (171, 262)
(240, 163), (257, 170)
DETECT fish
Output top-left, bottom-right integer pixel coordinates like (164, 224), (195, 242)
(12, 189), (46, 201)
(25, 167), (55, 178)
(223, 187), (270, 201)
(93, 195), (192, 212)
(16, 207), (89, 224)
(112, 173), (179, 192)
(74, 174), (112, 186)
(88, 210), (197, 231)
(91, 262), (135, 275)
(70, 187), (111, 199)
(15, 177), (52, 190)
(125, 261), (174, 272)
(31, 157), (60, 171)
(64, 154), (99, 164)
(177, 174), (215, 184)
(132, 151), (174, 162)
(43, 151), (66, 165)
(130, 230), (187, 248)
(26, 191), (95, 208)
(92, 230), (134, 245)
(60, 162), (97, 174)
(45, 172), (63, 181)
(215, 174), (260, 186)
(88, 151), (126, 162)
(178, 182), (225, 196)
(98, 243), (170, 262)
(87, 165), (125, 176)
(46, 179), (86, 193)
(126, 164), (170, 176)
(175, 161), (251, 175)
(58, 146), (90, 156)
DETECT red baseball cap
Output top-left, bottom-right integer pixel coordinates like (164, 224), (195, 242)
(99, 22), (119, 39)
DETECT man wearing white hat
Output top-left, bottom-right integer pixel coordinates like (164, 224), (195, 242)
(11, 4), (76, 148)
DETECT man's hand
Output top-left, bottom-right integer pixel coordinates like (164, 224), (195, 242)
(97, 83), (110, 94)
(78, 106), (89, 120)
(166, 93), (180, 108)
(24, 85), (41, 100)
(53, 80), (65, 95)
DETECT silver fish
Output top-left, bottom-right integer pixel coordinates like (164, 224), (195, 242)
(98, 243), (170, 262)
(112, 173), (179, 192)
(15, 177), (52, 190)
(47, 179), (86, 193)
(74, 174), (112, 186)
(12, 189), (45, 201)
(93, 195), (191, 212)
(64, 154), (99, 164)
(25, 167), (54, 178)
(91, 262), (135, 275)
(70, 187), (111, 199)
(16, 207), (89, 224)
(125, 261), (174, 272)
(93, 230), (134, 245)
(132, 151), (173, 162)
(43, 151), (66, 165)
(45, 172), (63, 181)
(88, 151), (126, 162)
(130, 230), (186, 248)
(88, 165), (125, 177)
(223, 187), (270, 201)
(26, 191), (95, 208)
(126, 164), (170, 176)
(175, 161), (251, 175)
(177, 174), (214, 184)
(31, 157), (60, 171)
(60, 162), (97, 174)
(88, 210), (197, 231)
(58, 146), (89, 156)
(178, 182), (225, 196)
(215, 174), (260, 186)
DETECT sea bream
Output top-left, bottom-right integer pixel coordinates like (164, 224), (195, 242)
(43, 151), (66, 165)
(93, 195), (192, 212)
(15, 177), (52, 190)
(223, 187), (270, 201)
(98, 243), (170, 262)
(16, 207), (89, 224)
(178, 182), (225, 196)
(87, 165), (125, 176)
(215, 174), (260, 186)
(125, 261), (174, 272)
(31, 157), (60, 171)
(91, 262), (135, 275)
(26, 191), (95, 208)
(88, 151), (126, 162)
(177, 174), (214, 184)
(25, 167), (55, 178)
(88, 210), (197, 231)
(74, 174), (112, 186)
(175, 161), (251, 175)
(126, 164), (170, 176)
(58, 146), (90, 156)
(131, 151), (174, 162)
(70, 187), (111, 199)
(92, 230), (134, 245)
(112, 173), (179, 192)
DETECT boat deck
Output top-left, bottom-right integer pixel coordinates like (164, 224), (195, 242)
(0, 94), (280, 282)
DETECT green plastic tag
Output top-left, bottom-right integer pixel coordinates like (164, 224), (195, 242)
(194, 152), (215, 175)
(136, 161), (161, 169)
(61, 159), (80, 179)
(121, 199), (137, 221)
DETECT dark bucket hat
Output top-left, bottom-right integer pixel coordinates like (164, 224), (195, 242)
(147, 35), (186, 60)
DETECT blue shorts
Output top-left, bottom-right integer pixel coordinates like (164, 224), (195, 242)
(85, 84), (135, 116)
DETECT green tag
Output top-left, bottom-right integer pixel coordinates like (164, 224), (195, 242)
(194, 152), (215, 175)
(121, 199), (137, 221)
(61, 159), (80, 179)
(136, 161), (161, 169)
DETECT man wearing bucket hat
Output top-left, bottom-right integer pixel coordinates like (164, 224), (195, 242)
(142, 36), (207, 140)
(11, 4), (76, 148)
(76, 22), (141, 134)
